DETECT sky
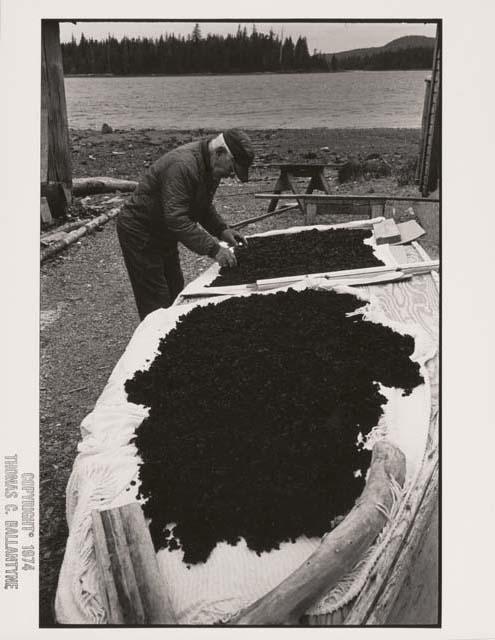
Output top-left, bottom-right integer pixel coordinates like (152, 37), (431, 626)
(59, 21), (438, 54)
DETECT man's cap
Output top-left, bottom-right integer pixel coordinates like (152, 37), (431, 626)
(223, 129), (255, 182)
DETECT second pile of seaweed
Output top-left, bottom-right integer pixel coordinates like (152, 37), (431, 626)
(210, 227), (384, 286)
(125, 288), (423, 565)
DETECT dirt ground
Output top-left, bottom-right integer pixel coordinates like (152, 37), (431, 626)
(39, 127), (439, 625)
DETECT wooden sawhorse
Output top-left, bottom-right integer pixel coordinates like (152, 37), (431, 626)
(266, 163), (335, 214)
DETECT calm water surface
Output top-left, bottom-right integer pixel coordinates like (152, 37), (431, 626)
(65, 70), (429, 130)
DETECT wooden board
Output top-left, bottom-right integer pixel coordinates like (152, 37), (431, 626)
(373, 219), (401, 245)
(394, 220), (426, 245)
(385, 501), (439, 624)
(255, 193), (439, 203)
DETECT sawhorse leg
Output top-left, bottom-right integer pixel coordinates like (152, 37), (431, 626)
(267, 170), (291, 212)
(305, 168), (332, 195)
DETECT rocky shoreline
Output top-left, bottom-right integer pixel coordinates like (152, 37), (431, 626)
(69, 126), (421, 188)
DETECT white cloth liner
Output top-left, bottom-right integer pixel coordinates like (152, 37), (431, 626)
(180, 218), (393, 297)
(55, 276), (436, 625)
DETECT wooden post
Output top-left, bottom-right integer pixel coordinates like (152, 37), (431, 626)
(41, 20), (72, 219)
(417, 24), (441, 197)
(304, 202), (317, 225)
(416, 78), (431, 185)
(40, 196), (53, 226)
(92, 503), (177, 624)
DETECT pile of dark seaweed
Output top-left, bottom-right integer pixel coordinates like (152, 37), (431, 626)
(209, 228), (384, 287)
(125, 288), (423, 565)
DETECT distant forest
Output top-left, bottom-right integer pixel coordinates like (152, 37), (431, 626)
(61, 24), (329, 75)
(327, 46), (434, 72)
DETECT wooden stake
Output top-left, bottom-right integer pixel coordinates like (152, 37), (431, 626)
(92, 503), (177, 624)
(40, 197), (53, 226)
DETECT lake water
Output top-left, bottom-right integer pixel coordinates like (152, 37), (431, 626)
(65, 70), (429, 130)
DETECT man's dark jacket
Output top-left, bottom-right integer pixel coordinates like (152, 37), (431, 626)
(119, 138), (228, 257)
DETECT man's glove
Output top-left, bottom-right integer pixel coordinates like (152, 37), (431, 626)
(214, 245), (237, 268)
(221, 228), (248, 247)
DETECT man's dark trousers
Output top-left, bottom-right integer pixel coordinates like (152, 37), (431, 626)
(117, 218), (184, 321)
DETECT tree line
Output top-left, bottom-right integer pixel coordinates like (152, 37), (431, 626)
(327, 46), (434, 72)
(61, 24), (329, 75)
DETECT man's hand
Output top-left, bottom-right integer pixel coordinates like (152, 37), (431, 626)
(221, 228), (248, 247)
(214, 245), (237, 268)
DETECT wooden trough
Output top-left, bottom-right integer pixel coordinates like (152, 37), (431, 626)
(90, 236), (439, 626)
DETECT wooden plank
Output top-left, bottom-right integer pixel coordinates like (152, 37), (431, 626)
(255, 193), (439, 203)
(263, 162), (343, 171)
(119, 504), (178, 624)
(227, 441), (406, 625)
(256, 264), (399, 289)
(91, 510), (125, 624)
(255, 261), (438, 291)
(396, 260), (439, 276)
(92, 504), (177, 624)
(102, 508), (146, 624)
(360, 269), (439, 340)
(373, 219), (401, 245)
(256, 271), (410, 293)
(394, 220), (426, 245)
(379, 481), (439, 624)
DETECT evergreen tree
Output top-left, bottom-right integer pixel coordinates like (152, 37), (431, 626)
(281, 37), (295, 70)
(294, 36), (310, 69)
(192, 23), (202, 43)
(61, 28), (341, 75)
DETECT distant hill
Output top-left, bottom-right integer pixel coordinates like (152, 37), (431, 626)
(383, 35), (435, 50)
(323, 35), (435, 70)
(325, 35), (435, 60)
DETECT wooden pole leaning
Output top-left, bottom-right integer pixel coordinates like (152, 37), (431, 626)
(91, 503), (177, 625)
(41, 21), (72, 219)
(226, 440), (406, 625)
